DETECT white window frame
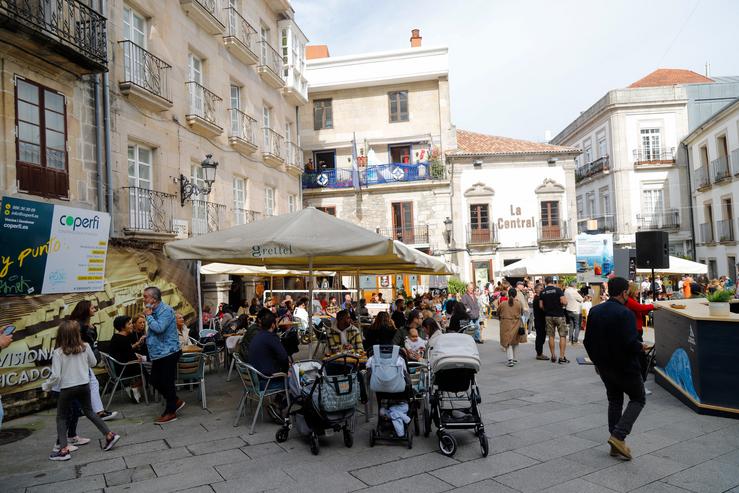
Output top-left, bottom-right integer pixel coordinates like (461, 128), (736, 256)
(600, 187), (610, 216)
(641, 128), (661, 160)
(583, 138), (592, 164)
(288, 193), (296, 213)
(597, 132), (607, 158)
(641, 183), (666, 215)
(233, 177), (246, 225)
(127, 143), (152, 189)
(265, 186), (275, 216)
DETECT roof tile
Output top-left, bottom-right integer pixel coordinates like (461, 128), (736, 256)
(628, 68), (713, 88)
(451, 129), (579, 155)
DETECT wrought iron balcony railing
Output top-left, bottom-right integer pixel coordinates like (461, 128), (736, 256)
(258, 40), (284, 80)
(633, 147), (676, 165)
(228, 108), (258, 145)
(286, 142), (303, 170)
(186, 81), (222, 125)
(575, 156), (609, 182)
(0, 0), (108, 72)
(191, 200), (226, 236)
(537, 221), (571, 242)
(732, 148), (739, 176)
(711, 156), (731, 182)
(121, 186), (175, 233)
(232, 208), (262, 226)
(695, 165), (711, 189)
(376, 225), (430, 245)
(578, 215), (615, 234)
(466, 225), (498, 245)
(262, 127), (284, 159)
(193, 0), (217, 16)
(224, 7), (258, 58)
(700, 222), (714, 244)
(637, 209), (680, 230)
(303, 162), (447, 189)
(717, 219), (735, 243)
(119, 41), (171, 102)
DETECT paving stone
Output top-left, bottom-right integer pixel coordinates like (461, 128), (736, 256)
(26, 474), (105, 493)
(152, 449), (249, 477)
(176, 487), (216, 493)
(240, 441), (286, 459)
(716, 448), (739, 466)
(79, 457), (128, 477)
(630, 481), (694, 492)
(430, 451), (538, 487)
(267, 472), (367, 493)
(124, 445), (192, 468)
(187, 436), (247, 455)
(446, 479), (519, 492)
(664, 458), (739, 492)
(351, 473), (451, 493)
(104, 466), (223, 493)
(104, 465), (156, 487)
(351, 452), (458, 486)
(495, 457), (599, 492)
(542, 478), (621, 493)
(514, 434), (599, 461)
(582, 454), (687, 492)
(211, 468), (296, 492)
(649, 429), (738, 466)
(565, 445), (629, 472)
(99, 439), (170, 460)
(0, 468), (77, 491)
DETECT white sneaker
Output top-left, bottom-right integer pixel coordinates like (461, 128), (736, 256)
(52, 444), (79, 452)
(68, 436), (91, 446)
(645, 388), (653, 396)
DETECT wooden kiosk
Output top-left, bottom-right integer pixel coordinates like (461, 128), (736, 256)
(653, 299), (739, 418)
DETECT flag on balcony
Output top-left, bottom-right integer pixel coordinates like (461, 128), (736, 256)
(351, 132), (361, 191)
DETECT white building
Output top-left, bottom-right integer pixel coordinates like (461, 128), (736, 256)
(683, 98), (739, 279)
(447, 130), (580, 283)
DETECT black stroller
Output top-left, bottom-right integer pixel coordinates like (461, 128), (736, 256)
(368, 345), (415, 449)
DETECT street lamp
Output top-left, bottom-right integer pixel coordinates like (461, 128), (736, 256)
(180, 154), (218, 206)
(443, 217), (453, 245)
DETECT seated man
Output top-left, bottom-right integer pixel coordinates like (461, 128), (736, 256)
(327, 309), (364, 355)
(246, 311), (289, 391)
(238, 308), (270, 361)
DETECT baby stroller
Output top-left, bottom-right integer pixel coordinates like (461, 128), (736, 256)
(427, 333), (488, 457)
(276, 354), (360, 455)
(408, 360), (430, 437)
(368, 345), (414, 449)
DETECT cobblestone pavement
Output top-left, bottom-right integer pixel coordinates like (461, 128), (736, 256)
(2, 321), (739, 493)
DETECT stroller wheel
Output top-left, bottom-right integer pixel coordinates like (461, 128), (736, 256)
(369, 429), (376, 447)
(479, 432), (489, 457)
(423, 408), (431, 438)
(275, 427), (289, 443)
(309, 433), (320, 455)
(343, 428), (354, 448)
(438, 433), (457, 457)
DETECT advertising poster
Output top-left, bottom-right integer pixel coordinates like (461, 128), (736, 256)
(1, 197), (111, 296)
(576, 233), (614, 283)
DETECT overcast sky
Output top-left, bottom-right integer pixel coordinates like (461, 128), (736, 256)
(293, 0), (739, 142)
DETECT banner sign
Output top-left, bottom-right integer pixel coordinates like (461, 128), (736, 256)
(576, 233), (614, 283)
(1, 197), (111, 296)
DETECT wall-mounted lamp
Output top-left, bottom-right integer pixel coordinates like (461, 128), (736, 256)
(443, 216), (453, 245)
(473, 159), (483, 168)
(180, 154), (218, 206)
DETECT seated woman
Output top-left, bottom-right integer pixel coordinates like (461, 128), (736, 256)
(129, 314), (148, 357)
(109, 315), (147, 403)
(292, 297), (310, 332)
(406, 309), (424, 338)
(175, 313), (190, 348)
(363, 312), (399, 356)
(448, 300), (470, 333)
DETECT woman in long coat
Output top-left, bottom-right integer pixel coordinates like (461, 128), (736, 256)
(497, 287), (525, 367)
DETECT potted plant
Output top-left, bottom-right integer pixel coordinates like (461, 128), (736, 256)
(706, 288), (734, 316)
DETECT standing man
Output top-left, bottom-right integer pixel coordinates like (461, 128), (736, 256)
(461, 283), (483, 344)
(531, 285), (548, 360)
(143, 286), (184, 424)
(515, 282), (531, 334)
(564, 281), (584, 344)
(539, 277), (568, 363)
(584, 277), (646, 460)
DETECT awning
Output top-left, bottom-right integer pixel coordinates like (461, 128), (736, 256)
(499, 251), (576, 277)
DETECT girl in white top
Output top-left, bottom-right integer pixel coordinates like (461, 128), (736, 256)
(42, 320), (120, 461)
(293, 296), (310, 331)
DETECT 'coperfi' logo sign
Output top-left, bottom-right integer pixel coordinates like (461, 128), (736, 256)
(59, 214), (101, 231)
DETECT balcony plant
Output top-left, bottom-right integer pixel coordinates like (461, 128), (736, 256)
(705, 288), (734, 317)
(428, 146), (446, 180)
(447, 278), (467, 295)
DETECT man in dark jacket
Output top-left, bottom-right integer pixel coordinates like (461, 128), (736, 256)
(247, 311), (289, 390)
(584, 277), (646, 460)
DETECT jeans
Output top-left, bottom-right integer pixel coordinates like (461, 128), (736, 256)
(470, 318), (481, 342)
(566, 310), (581, 343)
(56, 384), (110, 449)
(259, 376), (286, 392)
(598, 368), (645, 441)
(52, 392), (82, 442)
(521, 311), (531, 333)
(88, 368), (104, 413)
(151, 351), (181, 415)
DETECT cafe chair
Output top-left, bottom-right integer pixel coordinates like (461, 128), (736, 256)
(225, 335), (244, 382)
(232, 354), (289, 434)
(100, 352), (149, 408)
(189, 336), (224, 373)
(175, 351), (207, 409)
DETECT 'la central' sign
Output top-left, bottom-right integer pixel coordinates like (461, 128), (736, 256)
(497, 205), (535, 229)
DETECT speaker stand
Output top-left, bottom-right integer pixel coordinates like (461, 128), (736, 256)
(651, 267), (656, 302)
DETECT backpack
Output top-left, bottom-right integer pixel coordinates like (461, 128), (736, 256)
(369, 345), (407, 394)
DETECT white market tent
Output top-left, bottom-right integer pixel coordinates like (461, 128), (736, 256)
(636, 256), (708, 275)
(498, 251), (576, 277)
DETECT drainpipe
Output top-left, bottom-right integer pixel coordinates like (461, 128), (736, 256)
(684, 144), (696, 260)
(102, 0), (114, 232)
(93, 75), (104, 212)
(296, 105), (302, 208)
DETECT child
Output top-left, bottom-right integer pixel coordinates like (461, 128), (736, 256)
(43, 320), (120, 460)
(404, 327), (426, 361)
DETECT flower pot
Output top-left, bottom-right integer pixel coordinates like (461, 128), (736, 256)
(708, 302), (730, 317)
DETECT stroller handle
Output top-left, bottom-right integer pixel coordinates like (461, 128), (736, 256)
(322, 352), (362, 367)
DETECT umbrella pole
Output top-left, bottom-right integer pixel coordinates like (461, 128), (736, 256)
(196, 260), (203, 333)
(308, 257), (314, 360)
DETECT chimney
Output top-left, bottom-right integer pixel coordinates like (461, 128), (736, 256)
(410, 29), (422, 48)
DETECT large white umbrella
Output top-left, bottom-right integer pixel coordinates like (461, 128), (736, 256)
(200, 263), (334, 277)
(499, 251), (576, 277)
(636, 256), (707, 275)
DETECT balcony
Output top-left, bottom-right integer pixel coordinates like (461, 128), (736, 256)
(285, 142), (304, 177)
(303, 162), (447, 189)
(118, 41), (172, 112)
(191, 200), (226, 236)
(732, 148), (739, 176)
(283, 66), (308, 106)
(0, 0), (107, 74)
(578, 215), (615, 234)
(575, 156), (609, 183)
(257, 41), (285, 89)
(700, 222), (714, 244)
(636, 209), (680, 230)
(265, 0), (291, 15)
(120, 187), (176, 240)
(695, 165), (711, 190)
(232, 208), (262, 226)
(180, 0), (224, 35)
(377, 225), (430, 246)
(711, 156), (731, 183)
(223, 7), (258, 66)
(466, 226), (498, 246)
(262, 128), (285, 168)
(717, 219), (735, 243)
(633, 147), (676, 166)
(186, 81), (223, 138)
(228, 109), (258, 155)
(537, 221), (571, 243)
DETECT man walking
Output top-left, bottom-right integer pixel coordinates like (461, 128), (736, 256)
(461, 282), (483, 344)
(143, 286), (184, 424)
(564, 281), (584, 344)
(584, 277), (646, 460)
(539, 277), (568, 363)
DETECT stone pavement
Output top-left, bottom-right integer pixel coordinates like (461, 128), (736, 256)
(2, 320), (739, 493)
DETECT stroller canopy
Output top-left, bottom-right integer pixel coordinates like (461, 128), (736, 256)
(428, 333), (481, 373)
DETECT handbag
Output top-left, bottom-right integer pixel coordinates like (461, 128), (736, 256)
(517, 326), (526, 336)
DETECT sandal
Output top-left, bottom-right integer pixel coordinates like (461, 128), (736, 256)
(558, 357), (570, 364)
(550, 356), (557, 363)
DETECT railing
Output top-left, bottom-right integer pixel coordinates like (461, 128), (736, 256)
(262, 127), (284, 159)
(637, 209), (680, 230)
(119, 41), (171, 102)
(717, 219), (734, 243)
(258, 40), (284, 80)
(633, 147), (676, 164)
(575, 156), (609, 182)
(711, 156), (731, 182)
(232, 208), (262, 226)
(286, 142), (303, 170)
(578, 215), (615, 234)
(303, 162), (447, 189)
(191, 200), (226, 236)
(537, 221), (570, 241)
(466, 225), (497, 245)
(700, 222), (714, 244)
(732, 148), (739, 176)
(193, 0), (217, 16)
(186, 81), (222, 126)
(377, 225), (430, 245)
(0, 0), (108, 68)
(121, 186), (175, 233)
(224, 7), (258, 56)
(695, 165), (711, 189)
(228, 108), (258, 145)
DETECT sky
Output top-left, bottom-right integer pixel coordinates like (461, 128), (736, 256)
(293, 0), (739, 142)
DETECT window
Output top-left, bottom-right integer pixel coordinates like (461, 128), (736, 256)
(288, 194), (297, 213)
(576, 196), (584, 218)
(191, 164), (208, 235)
(583, 138), (592, 163)
(389, 144), (412, 164)
(391, 202), (414, 241)
(265, 187), (274, 216)
(469, 204), (490, 243)
(233, 177), (246, 224)
(281, 27), (289, 77)
(122, 5), (145, 46)
(640, 128), (661, 160)
(227, 0), (239, 35)
(314, 150), (336, 170)
(388, 90), (408, 122)
(540, 201), (560, 227)
(313, 99), (332, 130)
(316, 206), (336, 215)
(127, 143), (152, 229)
(229, 84), (240, 134)
(188, 53), (203, 116)
(260, 25), (270, 63)
(15, 77), (68, 198)
(586, 193), (595, 216)
(262, 105), (271, 150)
(122, 6), (146, 86)
(641, 187), (664, 215)
(600, 187), (610, 216)
(597, 132), (607, 158)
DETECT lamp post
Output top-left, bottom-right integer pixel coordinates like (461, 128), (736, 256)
(180, 154), (219, 206)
